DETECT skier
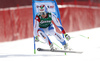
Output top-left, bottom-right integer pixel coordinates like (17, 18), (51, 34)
(34, 5), (70, 50)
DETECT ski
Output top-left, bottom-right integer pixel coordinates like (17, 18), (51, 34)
(37, 48), (83, 54)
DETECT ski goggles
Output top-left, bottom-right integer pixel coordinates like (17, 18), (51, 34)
(39, 12), (46, 15)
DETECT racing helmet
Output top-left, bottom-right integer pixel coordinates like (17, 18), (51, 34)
(39, 5), (48, 15)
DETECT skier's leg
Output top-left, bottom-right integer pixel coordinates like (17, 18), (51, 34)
(38, 28), (53, 49)
(48, 24), (67, 46)
(49, 29), (68, 50)
(50, 30), (66, 45)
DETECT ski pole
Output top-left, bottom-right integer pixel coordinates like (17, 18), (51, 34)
(39, 41), (62, 49)
(53, 42), (62, 49)
(70, 35), (89, 39)
(80, 35), (89, 39)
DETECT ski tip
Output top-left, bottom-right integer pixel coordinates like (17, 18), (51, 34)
(37, 48), (42, 51)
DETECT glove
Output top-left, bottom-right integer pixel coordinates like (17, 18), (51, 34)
(64, 33), (71, 41)
(35, 36), (39, 42)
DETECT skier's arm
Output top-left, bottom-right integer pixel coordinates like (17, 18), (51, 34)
(34, 15), (40, 37)
(51, 13), (70, 41)
(34, 15), (40, 42)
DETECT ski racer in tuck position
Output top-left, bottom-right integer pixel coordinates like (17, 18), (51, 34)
(34, 5), (70, 50)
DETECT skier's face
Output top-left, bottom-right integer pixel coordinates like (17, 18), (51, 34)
(40, 12), (47, 18)
(41, 14), (47, 18)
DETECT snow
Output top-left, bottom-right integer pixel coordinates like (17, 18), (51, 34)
(0, 27), (100, 61)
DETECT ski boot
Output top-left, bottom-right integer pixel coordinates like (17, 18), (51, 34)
(63, 43), (68, 50)
(50, 43), (54, 51)
(64, 43), (72, 51)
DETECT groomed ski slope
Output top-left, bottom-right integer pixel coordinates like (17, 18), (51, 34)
(0, 27), (100, 61)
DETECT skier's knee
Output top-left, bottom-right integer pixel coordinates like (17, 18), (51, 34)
(38, 28), (45, 33)
(38, 29), (46, 39)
